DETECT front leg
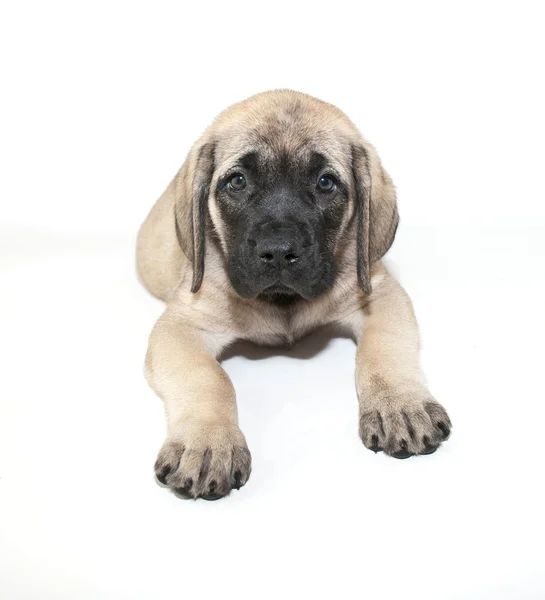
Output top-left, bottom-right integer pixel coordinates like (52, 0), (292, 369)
(146, 307), (251, 499)
(353, 270), (451, 458)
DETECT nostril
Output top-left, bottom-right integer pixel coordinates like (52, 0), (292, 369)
(260, 252), (274, 262)
(285, 253), (299, 264)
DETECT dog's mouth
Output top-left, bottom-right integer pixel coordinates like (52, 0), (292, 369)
(228, 256), (334, 303)
(257, 283), (301, 306)
(263, 283), (296, 295)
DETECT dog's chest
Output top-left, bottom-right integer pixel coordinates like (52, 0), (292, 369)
(240, 307), (313, 347)
(238, 294), (360, 347)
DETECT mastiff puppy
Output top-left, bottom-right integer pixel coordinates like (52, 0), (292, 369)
(137, 90), (451, 500)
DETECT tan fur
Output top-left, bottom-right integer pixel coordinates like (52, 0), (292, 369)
(138, 90), (451, 499)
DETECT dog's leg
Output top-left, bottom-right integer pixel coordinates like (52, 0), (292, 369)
(146, 307), (250, 499)
(352, 271), (451, 458)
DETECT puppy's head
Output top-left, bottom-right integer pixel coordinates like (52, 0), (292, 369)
(174, 90), (398, 301)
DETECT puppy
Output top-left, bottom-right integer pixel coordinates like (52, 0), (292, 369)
(137, 90), (451, 500)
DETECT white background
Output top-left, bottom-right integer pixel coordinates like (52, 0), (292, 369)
(1, 1), (544, 599)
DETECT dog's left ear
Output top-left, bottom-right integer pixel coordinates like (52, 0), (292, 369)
(173, 141), (216, 293)
(351, 142), (399, 294)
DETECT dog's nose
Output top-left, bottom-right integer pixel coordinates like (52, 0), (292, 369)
(253, 238), (300, 267)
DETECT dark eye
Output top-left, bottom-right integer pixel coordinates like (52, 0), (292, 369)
(228, 173), (246, 191)
(317, 175), (336, 192)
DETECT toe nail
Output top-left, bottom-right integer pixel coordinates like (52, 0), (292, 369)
(392, 448), (413, 459)
(174, 478), (194, 497)
(437, 422), (451, 439)
(370, 434), (383, 453)
(155, 465), (171, 485)
(201, 494), (223, 501)
(421, 436), (439, 455)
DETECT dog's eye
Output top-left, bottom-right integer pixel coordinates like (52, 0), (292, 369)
(317, 175), (336, 192)
(228, 173), (246, 191)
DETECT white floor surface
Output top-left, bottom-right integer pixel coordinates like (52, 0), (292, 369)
(1, 224), (544, 600)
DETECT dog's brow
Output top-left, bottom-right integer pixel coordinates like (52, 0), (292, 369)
(222, 151), (260, 173)
(308, 151), (328, 172)
(306, 150), (347, 184)
(238, 151), (259, 171)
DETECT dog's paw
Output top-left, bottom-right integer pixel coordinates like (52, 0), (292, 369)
(359, 394), (451, 459)
(154, 424), (251, 500)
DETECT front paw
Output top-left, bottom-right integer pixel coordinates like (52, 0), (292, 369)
(154, 424), (251, 500)
(359, 394), (451, 459)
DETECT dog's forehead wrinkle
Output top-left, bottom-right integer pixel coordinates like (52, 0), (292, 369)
(213, 110), (353, 175)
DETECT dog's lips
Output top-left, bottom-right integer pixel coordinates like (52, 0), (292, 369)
(257, 281), (302, 305)
(262, 282), (297, 295)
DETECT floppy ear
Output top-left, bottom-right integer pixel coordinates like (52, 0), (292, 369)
(173, 141), (216, 293)
(351, 143), (399, 294)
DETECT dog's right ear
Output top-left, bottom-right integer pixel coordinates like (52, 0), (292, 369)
(173, 142), (216, 293)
